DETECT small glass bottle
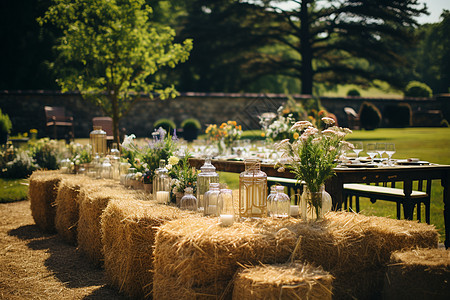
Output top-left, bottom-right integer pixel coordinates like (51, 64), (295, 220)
(92, 153), (102, 179)
(204, 182), (221, 216)
(218, 189), (234, 226)
(266, 185), (278, 217)
(273, 186), (290, 218)
(101, 157), (113, 179)
(153, 159), (171, 204)
(125, 167), (136, 188)
(180, 187), (198, 211)
(110, 143), (120, 180)
(238, 158), (267, 218)
(119, 162), (131, 185)
(196, 157), (220, 213)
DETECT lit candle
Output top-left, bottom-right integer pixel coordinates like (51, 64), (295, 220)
(156, 191), (170, 204)
(290, 205), (299, 217)
(60, 166), (68, 174)
(220, 214), (234, 226)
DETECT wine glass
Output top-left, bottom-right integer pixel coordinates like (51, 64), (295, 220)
(366, 143), (377, 164)
(352, 142), (363, 160)
(376, 142), (386, 160)
(385, 143), (396, 166)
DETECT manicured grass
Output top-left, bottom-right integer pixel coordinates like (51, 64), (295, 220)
(0, 178), (29, 203)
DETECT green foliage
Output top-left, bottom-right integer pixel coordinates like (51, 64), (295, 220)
(154, 119), (176, 135)
(347, 89), (361, 97)
(359, 102), (382, 130)
(40, 0), (192, 143)
(2, 150), (38, 179)
(404, 81), (433, 97)
(181, 118), (201, 142)
(169, 152), (197, 194)
(0, 109), (12, 144)
(28, 138), (61, 170)
(0, 178), (29, 203)
(383, 103), (412, 128)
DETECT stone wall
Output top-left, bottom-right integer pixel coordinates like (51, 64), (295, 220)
(0, 90), (448, 138)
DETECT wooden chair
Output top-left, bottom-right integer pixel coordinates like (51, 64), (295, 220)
(44, 106), (74, 141)
(343, 180), (431, 224)
(92, 117), (114, 144)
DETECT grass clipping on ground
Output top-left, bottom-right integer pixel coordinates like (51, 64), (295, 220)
(383, 248), (450, 299)
(101, 199), (196, 299)
(28, 170), (62, 233)
(233, 263), (333, 300)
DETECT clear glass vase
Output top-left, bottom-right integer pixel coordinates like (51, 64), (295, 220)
(153, 159), (171, 204)
(300, 184), (332, 221)
(196, 158), (219, 213)
(180, 187), (198, 211)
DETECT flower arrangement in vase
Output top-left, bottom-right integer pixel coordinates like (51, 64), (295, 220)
(169, 152), (197, 206)
(205, 121), (242, 155)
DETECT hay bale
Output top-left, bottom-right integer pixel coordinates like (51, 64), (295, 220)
(153, 217), (301, 299)
(77, 185), (148, 266)
(296, 211), (439, 299)
(28, 170), (63, 232)
(232, 263), (333, 300)
(383, 248), (450, 300)
(101, 200), (192, 299)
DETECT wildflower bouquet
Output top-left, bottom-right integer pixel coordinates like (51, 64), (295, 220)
(205, 121), (242, 153)
(169, 153), (197, 194)
(275, 117), (353, 193)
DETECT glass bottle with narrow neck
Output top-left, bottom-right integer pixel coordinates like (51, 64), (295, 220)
(238, 159), (267, 219)
(153, 159), (170, 204)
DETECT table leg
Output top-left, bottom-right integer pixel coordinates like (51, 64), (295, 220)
(326, 177), (343, 211)
(443, 173), (450, 249)
(402, 180), (414, 220)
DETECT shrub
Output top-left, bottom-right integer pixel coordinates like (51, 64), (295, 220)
(359, 102), (382, 130)
(0, 109), (12, 145)
(347, 88), (361, 97)
(383, 103), (412, 128)
(29, 138), (61, 170)
(404, 81), (432, 97)
(3, 150), (37, 178)
(154, 118), (176, 135)
(181, 118), (201, 142)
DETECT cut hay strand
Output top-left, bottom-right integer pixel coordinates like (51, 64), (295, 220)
(101, 199), (193, 299)
(77, 185), (148, 267)
(28, 170), (62, 232)
(296, 211), (439, 299)
(153, 217), (301, 299)
(383, 248), (450, 299)
(232, 263), (333, 300)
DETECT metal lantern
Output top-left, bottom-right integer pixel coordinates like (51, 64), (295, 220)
(204, 182), (220, 216)
(180, 187), (198, 211)
(218, 188), (234, 226)
(196, 157), (219, 213)
(90, 126), (107, 157)
(153, 159), (171, 204)
(238, 158), (267, 218)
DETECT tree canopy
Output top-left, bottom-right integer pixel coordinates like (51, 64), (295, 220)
(39, 0), (192, 143)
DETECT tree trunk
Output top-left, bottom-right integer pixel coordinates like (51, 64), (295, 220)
(111, 93), (121, 145)
(299, 0), (313, 95)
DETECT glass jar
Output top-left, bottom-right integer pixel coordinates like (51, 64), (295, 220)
(272, 186), (290, 218)
(110, 143), (120, 180)
(125, 167), (137, 189)
(101, 157), (113, 179)
(204, 182), (220, 216)
(90, 126), (107, 157)
(119, 162), (131, 185)
(218, 188), (234, 226)
(153, 159), (171, 204)
(266, 185), (278, 218)
(92, 153), (102, 179)
(300, 184), (332, 221)
(196, 157), (219, 213)
(180, 187), (198, 211)
(238, 158), (267, 218)
(60, 158), (71, 174)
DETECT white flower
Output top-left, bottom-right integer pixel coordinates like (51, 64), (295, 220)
(135, 172), (142, 180)
(168, 156), (179, 166)
(121, 134), (136, 149)
(321, 117), (335, 125)
(291, 121), (313, 131)
(166, 164), (172, 170)
(142, 163), (148, 169)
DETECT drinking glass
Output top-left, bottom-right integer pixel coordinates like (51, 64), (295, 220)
(376, 142), (386, 160)
(366, 143), (377, 164)
(385, 143), (396, 166)
(352, 142), (363, 159)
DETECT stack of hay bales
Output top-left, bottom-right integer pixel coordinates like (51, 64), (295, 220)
(383, 248), (450, 299)
(233, 263), (333, 300)
(28, 170), (63, 232)
(153, 217), (300, 299)
(101, 200), (195, 299)
(296, 212), (439, 299)
(77, 184), (148, 266)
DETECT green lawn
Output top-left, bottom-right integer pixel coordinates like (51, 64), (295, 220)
(0, 178), (29, 203)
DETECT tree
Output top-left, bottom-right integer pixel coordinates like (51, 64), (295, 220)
(250, 0), (429, 94)
(39, 0), (192, 143)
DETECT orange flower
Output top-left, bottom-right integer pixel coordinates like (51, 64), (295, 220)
(220, 123), (227, 129)
(261, 132), (266, 137)
(293, 132), (299, 139)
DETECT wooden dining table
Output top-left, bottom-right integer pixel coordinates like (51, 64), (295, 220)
(189, 158), (450, 249)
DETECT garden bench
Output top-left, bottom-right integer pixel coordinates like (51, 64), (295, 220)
(44, 106), (74, 141)
(343, 181), (431, 224)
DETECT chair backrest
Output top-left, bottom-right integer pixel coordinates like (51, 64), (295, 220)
(45, 106), (66, 121)
(92, 117), (113, 138)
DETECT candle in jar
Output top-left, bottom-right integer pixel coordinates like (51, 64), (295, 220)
(220, 214), (234, 226)
(60, 166), (68, 174)
(290, 205), (299, 217)
(156, 191), (170, 204)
